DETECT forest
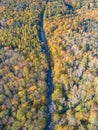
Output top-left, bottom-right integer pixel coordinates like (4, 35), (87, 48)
(0, 0), (48, 130)
(0, 0), (98, 130)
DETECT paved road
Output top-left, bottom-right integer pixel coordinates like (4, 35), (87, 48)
(39, 1), (54, 130)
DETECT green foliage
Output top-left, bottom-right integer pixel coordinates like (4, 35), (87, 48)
(0, 110), (8, 118)
(44, 1), (67, 18)
(16, 108), (26, 121)
(11, 121), (21, 130)
(0, 94), (5, 105)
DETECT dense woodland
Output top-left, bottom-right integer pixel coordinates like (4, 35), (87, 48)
(0, 0), (48, 130)
(44, 0), (98, 130)
(0, 0), (98, 130)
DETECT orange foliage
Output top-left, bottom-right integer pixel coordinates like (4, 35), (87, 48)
(28, 86), (37, 92)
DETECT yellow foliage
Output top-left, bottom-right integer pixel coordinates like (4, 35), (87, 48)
(28, 86), (37, 92)
(56, 125), (62, 130)
(56, 125), (74, 130)
(6, 19), (14, 25)
(52, 89), (62, 101)
(21, 102), (28, 108)
(75, 112), (84, 120)
(0, 6), (6, 13)
(86, 87), (94, 95)
(33, 99), (40, 107)
(18, 90), (26, 97)
(89, 111), (98, 124)
(41, 96), (47, 103)
(52, 114), (60, 122)
(11, 99), (18, 105)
